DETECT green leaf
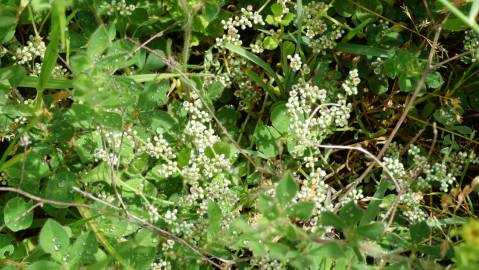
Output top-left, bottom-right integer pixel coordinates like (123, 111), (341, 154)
(0, 65), (26, 87)
(289, 201), (314, 219)
(38, 19), (60, 92)
(205, 0), (220, 22)
(266, 14), (276, 25)
(336, 43), (392, 58)
(426, 71), (444, 89)
(52, 0), (66, 49)
(18, 76), (73, 89)
(276, 173), (298, 205)
(253, 123), (281, 157)
(280, 13), (295, 26)
(224, 44), (282, 93)
(321, 211), (345, 229)
(410, 221), (431, 244)
(354, 0), (383, 22)
(43, 171), (77, 205)
(87, 25), (110, 61)
(207, 201), (222, 241)
(0, 6), (17, 43)
(39, 219), (70, 255)
(271, 103), (290, 134)
(342, 18), (371, 43)
(310, 242), (345, 259)
(0, 234), (14, 259)
(399, 75), (413, 92)
(27, 261), (62, 270)
(263, 36), (279, 50)
(271, 3), (283, 17)
(450, 125), (473, 135)
(357, 222), (384, 240)
(67, 232), (97, 268)
(443, 17), (470, 32)
(143, 50), (166, 71)
(360, 179), (388, 226)
(269, 243), (290, 260)
(145, 111), (178, 134)
(207, 81), (224, 101)
(257, 195), (279, 220)
(97, 110), (122, 129)
(245, 69), (277, 99)
(138, 80), (169, 108)
(334, 0), (356, 17)
(3, 197), (33, 232)
(134, 229), (158, 247)
(470, 0), (479, 21)
(339, 202), (364, 225)
(368, 76), (389, 95)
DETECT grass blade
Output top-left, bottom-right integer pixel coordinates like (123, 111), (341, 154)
(224, 44), (283, 93)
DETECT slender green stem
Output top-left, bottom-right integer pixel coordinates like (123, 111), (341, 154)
(437, 0), (479, 34)
(237, 112), (251, 144)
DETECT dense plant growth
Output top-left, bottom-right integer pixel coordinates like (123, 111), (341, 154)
(0, 0), (479, 269)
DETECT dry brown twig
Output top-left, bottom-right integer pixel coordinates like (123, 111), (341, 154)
(0, 187), (91, 208)
(72, 187), (242, 269)
(318, 144), (401, 228)
(341, 16), (447, 195)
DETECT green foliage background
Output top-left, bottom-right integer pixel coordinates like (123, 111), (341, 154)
(0, 0), (478, 269)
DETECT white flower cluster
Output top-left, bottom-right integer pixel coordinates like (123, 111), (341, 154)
(142, 133), (175, 160)
(341, 69), (361, 96)
(423, 163), (454, 193)
(251, 257), (284, 270)
(409, 146), (478, 193)
(100, 0), (136, 16)
(382, 155), (427, 222)
(94, 148), (120, 167)
(380, 145), (478, 222)
(171, 220), (195, 238)
(0, 132), (15, 142)
(216, 5), (264, 47)
(183, 95), (218, 153)
(156, 160), (178, 178)
(32, 63), (68, 78)
(19, 135), (31, 147)
(161, 239), (175, 252)
(293, 169), (329, 213)
(184, 121), (218, 153)
(0, 172), (7, 186)
(287, 54), (302, 71)
(98, 190), (116, 204)
(164, 209), (178, 225)
(464, 30), (479, 63)
(338, 187), (364, 207)
(286, 82), (326, 155)
(250, 34), (265, 54)
(14, 116), (27, 125)
(304, 2), (328, 38)
(143, 92), (239, 238)
(383, 157), (407, 183)
(235, 80), (262, 111)
(150, 259), (171, 270)
(11, 35), (46, 65)
(92, 128), (127, 168)
(400, 192), (428, 222)
(371, 57), (384, 76)
(0, 46), (7, 57)
(276, 0), (292, 18)
(286, 75), (358, 156)
(303, 2), (344, 54)
(147, 204), (160, 223)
